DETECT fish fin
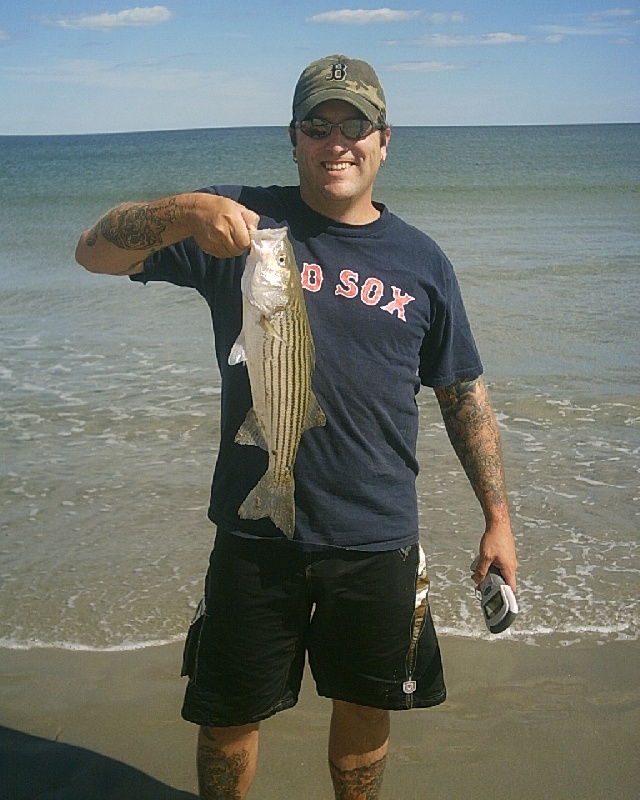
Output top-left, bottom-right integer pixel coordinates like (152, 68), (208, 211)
(228, 333), (247, 366)
(305, 391), (327, 431)
(258, 315), (286, 343)
(234, 407), (268, 451)
(239, 471), (295, 539)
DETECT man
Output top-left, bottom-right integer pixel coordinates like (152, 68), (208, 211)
(76, 55), (517, 800)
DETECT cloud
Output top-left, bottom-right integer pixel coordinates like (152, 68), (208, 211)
(51, 6), (172, 31)
(386, 61), (460, 72)
(307, 8), (466, 25)
(424, 13), (466, 25)
(404, 32), (528, 47)
(586, 8), (635, 23)
(538, 7), (639, 37)
(4, 59), (226, 92)
(0, 30), (10, 41)
(308, 8), (421, 24)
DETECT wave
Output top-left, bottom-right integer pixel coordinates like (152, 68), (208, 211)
(0, 634), (186, 653)
(2, 621), (636, 653)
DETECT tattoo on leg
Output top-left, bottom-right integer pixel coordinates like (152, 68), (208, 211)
(88, 197), (178, 251)
(197, 741), (249, 800)
(329, 756), (387, 800)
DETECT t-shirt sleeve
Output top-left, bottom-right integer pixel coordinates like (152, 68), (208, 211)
(418, 251), (483, 388)
(130, 236), (212, 294)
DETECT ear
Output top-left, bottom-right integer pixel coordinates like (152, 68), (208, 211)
(288, 126), (297, 147)
(380, 126), (391, 163)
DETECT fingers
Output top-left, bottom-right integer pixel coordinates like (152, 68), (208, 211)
(219, 206), (260, 256)
(471, 555), (492, 586)
(241, 206), (260, 232)
(472, 556), (517, 594)
(476, 526), (518, 593)
(190, 194), (260, 258)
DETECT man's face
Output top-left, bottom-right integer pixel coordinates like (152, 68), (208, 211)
(292, 100), (390, 224)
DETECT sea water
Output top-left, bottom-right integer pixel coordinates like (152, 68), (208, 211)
(1, 125), (638, 649)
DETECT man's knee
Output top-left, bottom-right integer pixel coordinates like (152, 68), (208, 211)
(199, 722), (259, 742)
(332, 700), (389, 725)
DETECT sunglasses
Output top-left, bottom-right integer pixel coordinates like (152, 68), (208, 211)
(295, 118), (383, 141)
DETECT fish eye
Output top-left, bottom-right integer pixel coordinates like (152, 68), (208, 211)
(277, 254), (287, 266)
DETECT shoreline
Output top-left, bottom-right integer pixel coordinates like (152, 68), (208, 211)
(1, 637), (638, 799)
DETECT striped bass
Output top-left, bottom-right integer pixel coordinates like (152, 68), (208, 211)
(229, 227), (326, 538)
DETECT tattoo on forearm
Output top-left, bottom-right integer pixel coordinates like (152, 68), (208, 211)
(329, 756), (387, 799)
(435, 378), (507, 509)
(87, 197), (178, 251)
(197, 741), (249, 800)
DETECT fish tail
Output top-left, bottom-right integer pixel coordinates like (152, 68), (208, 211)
(238, 471), (295, 538)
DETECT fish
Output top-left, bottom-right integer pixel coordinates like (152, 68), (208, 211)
(228, 226), (326, 538)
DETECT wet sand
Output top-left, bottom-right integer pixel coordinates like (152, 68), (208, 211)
(1, 637), (638, 799)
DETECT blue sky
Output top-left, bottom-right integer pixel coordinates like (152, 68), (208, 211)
(1, 2), (638, 134)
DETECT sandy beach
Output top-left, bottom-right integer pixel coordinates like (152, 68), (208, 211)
(1, 636), (638, 799)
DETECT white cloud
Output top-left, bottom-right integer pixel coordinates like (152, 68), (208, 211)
(408, 32), (528, 47)
(307, 9), (465, 25)
(51, 6), (172, 31)
(538, 8), (638, 37)
(586, 8), (635, 23)
(4, 60), (226, 92)
(308, 9), (421, 24)
(386, 61), (459, 72)
(538, 24), (609, 36)
(424, 13), (466, 25)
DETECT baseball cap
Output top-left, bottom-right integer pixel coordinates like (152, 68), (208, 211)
(292, 55), (387, 125)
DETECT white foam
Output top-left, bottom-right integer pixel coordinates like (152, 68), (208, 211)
(0, 634), (186, 653)
(574, 475), (627, 488)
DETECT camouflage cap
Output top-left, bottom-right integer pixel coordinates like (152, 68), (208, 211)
(292, 55), (386, 124)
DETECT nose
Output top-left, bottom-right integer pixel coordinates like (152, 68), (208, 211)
(325, 125), (350, 147)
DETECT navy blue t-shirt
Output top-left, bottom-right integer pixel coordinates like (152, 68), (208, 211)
(133, 186), (483, 550)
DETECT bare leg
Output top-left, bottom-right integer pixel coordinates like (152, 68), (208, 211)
(197, 723), (259, 800)
(328, 700), (390, 799)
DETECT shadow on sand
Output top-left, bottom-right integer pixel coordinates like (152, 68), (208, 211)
(0, 726), (197, 799)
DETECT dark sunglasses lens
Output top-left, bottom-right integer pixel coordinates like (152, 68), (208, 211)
(300, 120), (330, 138)
(341, 120), (371, 139)
(299, 119), (375, 139)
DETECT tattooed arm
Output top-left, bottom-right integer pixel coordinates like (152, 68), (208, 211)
(434, 376), (518, 591)
(75, 192), (260, 275)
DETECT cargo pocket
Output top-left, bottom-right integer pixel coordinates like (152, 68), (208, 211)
(181, 598), (206, 679)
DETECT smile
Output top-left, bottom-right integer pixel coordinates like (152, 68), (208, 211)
(323, 162), (352, 171)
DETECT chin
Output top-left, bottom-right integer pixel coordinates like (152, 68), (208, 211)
(321, 183), (357, 201)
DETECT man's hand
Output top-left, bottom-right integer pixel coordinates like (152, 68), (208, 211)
(188, 194), (260, 259)
(472, 521), (518, 593)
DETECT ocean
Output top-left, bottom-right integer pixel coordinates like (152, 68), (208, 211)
(1, 124), (638, 650)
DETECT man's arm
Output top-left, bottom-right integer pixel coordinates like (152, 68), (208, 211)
(434, 376), (518, 591)
(75, 192), (260, 275)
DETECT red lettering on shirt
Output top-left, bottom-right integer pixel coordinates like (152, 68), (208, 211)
(301, 262), (323, 292)
(380, 286), (416, 322)
(335, 269), (359, 299)
(361, 277), (384, 306)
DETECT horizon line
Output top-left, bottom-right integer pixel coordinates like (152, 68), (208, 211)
(2, 120), (638, 138)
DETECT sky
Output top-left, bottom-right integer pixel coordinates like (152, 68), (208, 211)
(1, 1), (638, 134)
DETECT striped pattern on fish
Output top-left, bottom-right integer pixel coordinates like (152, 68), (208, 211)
(229, 227), (326, 538)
